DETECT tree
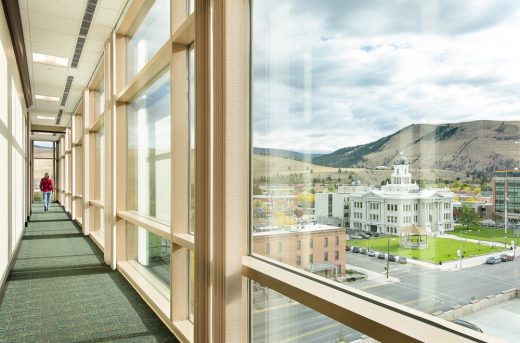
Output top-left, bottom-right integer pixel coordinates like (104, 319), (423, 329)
(459, 204), (480, 229)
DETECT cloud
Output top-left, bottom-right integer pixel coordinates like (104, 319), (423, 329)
(252, 1), (520, 153)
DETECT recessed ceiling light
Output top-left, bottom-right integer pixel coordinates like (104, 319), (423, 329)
(36, 115), (55, 120)
(32, 53), (69, 67)
(35, 94), (60, 102)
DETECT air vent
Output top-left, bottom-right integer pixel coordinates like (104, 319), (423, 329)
(79, 0), (98, 37)
(71, 37), (86, 68)
(60, 76), (74, 106)
(71, 0), (98, 68)
(55, 109), (63, 125)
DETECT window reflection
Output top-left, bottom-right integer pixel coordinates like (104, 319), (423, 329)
(127, 70), (171, 224)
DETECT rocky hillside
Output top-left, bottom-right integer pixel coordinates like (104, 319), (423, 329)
(312, 120), (520, 175)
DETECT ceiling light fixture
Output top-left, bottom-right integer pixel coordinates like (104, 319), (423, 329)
(32, 53), (69, 67)
(35, 94), (60, 102)
(36, 116), (55, 120)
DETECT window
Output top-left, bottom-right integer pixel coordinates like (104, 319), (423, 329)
(127, 71), (171, 224)
(324, 252), (328, 262)
(335, 251), (339, 260)
(309, 254), (313, 264)
(126, 222), (171, 288)
(296, 256), (301, 266)
(126, 0), (170, 80)
(324, 237), (328, 247)
(335, 236), (339, 246)
(296, 239), (301, 250)
(309, 239), (313, 248)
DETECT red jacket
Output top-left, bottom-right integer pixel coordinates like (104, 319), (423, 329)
(40, 177), (54, 193)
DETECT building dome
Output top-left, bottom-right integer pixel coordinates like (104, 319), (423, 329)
(394, 152), (410, 165)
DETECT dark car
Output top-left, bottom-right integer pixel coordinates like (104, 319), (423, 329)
(352, 246), (360, 253)
(377, 252), (385, 259)
(485, 256), (500, 264)
(387, 254), (396, 262)
(451, 319), (483, 333)
(345, 245), (352, 252)
(500, 254), (514, 262)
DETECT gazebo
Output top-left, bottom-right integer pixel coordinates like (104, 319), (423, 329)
(400, 224), (430, 249)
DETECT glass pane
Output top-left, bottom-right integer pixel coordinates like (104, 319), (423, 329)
(126, 0), (170, 81)
(189, 250), (194, 322)
(127, 70), (171, 224)
(252, 281), (366, 342)
(251, 1), (518, 341)
(94, 75), (105, 116)
(127, 222), (171, 287)
(94, 126), (105, 202)
(188, 46), (195, 234)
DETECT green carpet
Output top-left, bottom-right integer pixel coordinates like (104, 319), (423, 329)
(0, 203), (179, 343)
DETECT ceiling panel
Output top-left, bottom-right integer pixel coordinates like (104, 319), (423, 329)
(28, 11), (79, 36)
(99, 0), (126, 12)
(29, 29), (76, 49)
(27, 0), (84, 21)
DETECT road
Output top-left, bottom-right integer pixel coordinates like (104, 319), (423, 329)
(251, 252), (520, 342)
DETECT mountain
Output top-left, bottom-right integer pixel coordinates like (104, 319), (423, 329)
(253, 147), (323, 162)
(312, 120), (520, 175)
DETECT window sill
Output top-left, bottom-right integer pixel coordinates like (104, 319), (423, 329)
(242, 255), (493, 343)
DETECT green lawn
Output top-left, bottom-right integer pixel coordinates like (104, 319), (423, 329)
(451, 224), (520, 246)
(347, 236), (504, 263)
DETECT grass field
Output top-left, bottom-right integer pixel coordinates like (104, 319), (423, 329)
(347, 236), (504, 263)
(451, 224), (520, 246)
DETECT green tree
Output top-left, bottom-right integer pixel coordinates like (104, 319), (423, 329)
(459, 204), (480, 229)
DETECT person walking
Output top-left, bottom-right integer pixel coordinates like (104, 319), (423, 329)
(39, 172), (54, 212)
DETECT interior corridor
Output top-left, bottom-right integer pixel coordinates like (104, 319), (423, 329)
(0, 203), (177, 343)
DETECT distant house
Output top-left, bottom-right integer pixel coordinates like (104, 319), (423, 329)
(315, 152), (454, 234)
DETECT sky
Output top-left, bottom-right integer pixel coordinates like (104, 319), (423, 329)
(252, 0), (520, 154)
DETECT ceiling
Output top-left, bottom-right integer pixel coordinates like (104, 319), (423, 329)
(19, 0), (127, 129)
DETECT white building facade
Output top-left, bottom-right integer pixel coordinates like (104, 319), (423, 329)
(315, 153), (454, 235)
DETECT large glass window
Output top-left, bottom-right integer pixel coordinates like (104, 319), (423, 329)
(126, 0), (170, 80)
(188, 46), (195, 234)
(251, 0), (520, 341)
(126, 222), (171, 288)
(127, 70), (171, 224)
(252, 281), (366, 342)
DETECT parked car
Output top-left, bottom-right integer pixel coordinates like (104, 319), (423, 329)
(388, 254), (396, 262)
(360, 248), (368, 254)
(367, 250), (376, 257)
(359, 233), (370, 239)
(398, 256), (407, 264)
(500, 254), (514, 262)
(485, 256), (500, 264)
(451, 319), (483, 333)
(352, 246), (360, 253)
(377, 252), (385, 259)
(350, 235), (362, 240)
(345, 245), (352, 252)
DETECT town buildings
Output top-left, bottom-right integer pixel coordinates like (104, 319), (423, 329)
(315, 153), (455, 234)
(493, 170), (520, 225)
(252, 223), (346, 278)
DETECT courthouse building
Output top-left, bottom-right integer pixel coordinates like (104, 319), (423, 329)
(315, 153), (454, 235)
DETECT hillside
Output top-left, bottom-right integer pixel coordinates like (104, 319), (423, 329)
(312, 120), (520, 175)
(253, 147), (322, 162)
(251, 154), (460, 185)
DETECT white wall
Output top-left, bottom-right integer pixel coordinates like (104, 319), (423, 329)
(0, 4), (29, 289)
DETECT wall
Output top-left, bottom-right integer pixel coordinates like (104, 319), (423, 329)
(0, 4), (28, 291)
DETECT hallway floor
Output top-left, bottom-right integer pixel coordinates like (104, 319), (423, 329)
(0, 203), (178, 343)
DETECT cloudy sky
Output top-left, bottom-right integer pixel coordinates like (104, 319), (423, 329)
(252, 0), (520, 153)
